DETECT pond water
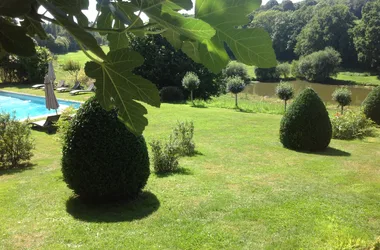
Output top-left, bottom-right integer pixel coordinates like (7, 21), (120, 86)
(244, 80), (374, 106)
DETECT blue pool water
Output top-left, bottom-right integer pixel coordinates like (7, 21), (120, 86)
(0, 91), (81, 120)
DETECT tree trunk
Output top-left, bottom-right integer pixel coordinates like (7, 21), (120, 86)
(235, 94), (238, 108)
(191, 90), (194, 105)
(341, 105), (344, 115)
(285, 100), (287, 112)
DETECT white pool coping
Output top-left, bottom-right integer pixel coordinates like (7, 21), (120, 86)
(0, 89), (84, 121)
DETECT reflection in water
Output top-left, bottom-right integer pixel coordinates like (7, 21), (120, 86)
(244, 80), (374, 106)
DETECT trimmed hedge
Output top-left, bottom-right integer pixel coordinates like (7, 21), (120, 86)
(61, 97), (150, 202)
(280, 88), (332, 151)
(160, 86), (185, 103)
(362, 86), (380, 124)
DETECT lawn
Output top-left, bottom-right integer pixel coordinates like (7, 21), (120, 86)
(0, 94), (379, 249)
(334, 72), (380, 86)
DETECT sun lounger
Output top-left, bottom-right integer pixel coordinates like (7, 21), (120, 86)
(29, 114), (61, 133)
(57, 81), (80, 92)
(31, 84), (45, 89)
(70, 83), (95, 95)
(41, 80), (67, 90)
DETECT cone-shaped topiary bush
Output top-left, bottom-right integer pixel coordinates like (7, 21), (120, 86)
(62, 97), (150, 202)
(280, 88), (332, 151)
(362, 86), (380, 125)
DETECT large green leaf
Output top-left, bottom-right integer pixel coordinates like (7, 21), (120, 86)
(0, 18), (36, 57)
(48, 0), (89, 26)
(85, 49), (160, 135)
(21, 16), (48, 40)
(144, 5), (215, 44)
(40, 0), (106, 61)
(0, 0), (34, 17)
(132, 0), (193, 11)
(107, 19), (129, 51)
(196, 0), (276, 71)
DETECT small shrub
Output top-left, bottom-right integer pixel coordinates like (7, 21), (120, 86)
(160, 86), (185, 103)
(276, 81), (294, 111)
(280, 88), (332, 151)
(182, 72), (200, 105)
(297, 47), (342, 82)
(171, 121), (195, 156)
(362, 86), (380, 125)
(226, 76), (245, 108)
(223, 61), (250, 85)
(56, 106), (76, 143)
(254, 67), (280, 82)
(19, 46), (51, 83)
(0, 112), (34, 169)
(62, 97), (150, 202)
(276, 62), (291, 79)
(62, 60), (81, 82)
(150, 138), (179, 174)
(331, 111), (376, 140)
(332, 87), (352, 114)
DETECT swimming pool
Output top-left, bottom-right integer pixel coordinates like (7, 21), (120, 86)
(0, 91), (81, 120)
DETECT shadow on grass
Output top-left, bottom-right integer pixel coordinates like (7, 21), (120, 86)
(0, 162), (35, 176)
(30, 126), (58, 135)
(191, 104), (208, 109)
(155, 167), (193, 178)
(300, 147), (351, 157)
(66, 191), (160, 223)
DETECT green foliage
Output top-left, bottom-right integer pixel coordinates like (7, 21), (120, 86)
(276, 82), (294, 111)
(255, 67), (280, 82)
(290, 60), (303, 79)
(130, 34), (221, 101)
(276, 62), (291, 79)
(297, 47), (342, 82)
(353, 0), (380, 70)
(0, 54), (27, 82)
(19, 46), (51, 83)
(182, 72), (200, 91)
(61, 97), (150, 202)
(227, 76), (245, 108)
(0, 112), (34, 169)
(295, 4), (357, 67)
(280, 88), (332, 151)
(150, 138), (179, 174)
(182, 72), (200, 105)
(160, 86), (185, 104)
(227, 76), (245, 95)
(63, 60), (81, 82)
(332, 87), (352, 114)
(223, 61), (251, 85)
(0, 0), (276, 135)
(171, 121), (195, 156)
(55, 106), (76, 143)
(331, 110), (376, 140)
(362, 86), (380, 125)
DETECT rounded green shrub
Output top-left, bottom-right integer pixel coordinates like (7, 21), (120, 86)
(160, 86), (184, 103)
(62, 97), (150, 202)
(276, 81), (294, 111)
(362, 86), (380, 125)
(223, 61), (250, 85)
(226, 76), (245, 108)
(280, 88), (332, 151)
(332, 87), (352, 114)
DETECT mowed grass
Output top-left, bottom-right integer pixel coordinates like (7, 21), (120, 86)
(334, 72), (380, 86)
(0, 101), (379, 249)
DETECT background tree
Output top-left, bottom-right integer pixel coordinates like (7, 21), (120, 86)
(222, 61), (251, 85)
(276, 82), (294, 111)
(130, 34), (222, 100)
(227, 76), (245, 108)
(276, 62), (291, 79)
(353, 0), (380, 71)
(63, 60), (81, 83)
(295, 4), (357, 67)
(332, 87), (352, 114)
(182, 72), (200, 105)
(255, 67), (280, 82)
(296, 47), (342, 82)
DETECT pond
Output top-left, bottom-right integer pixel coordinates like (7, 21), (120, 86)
(244, 80), (374, 106)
